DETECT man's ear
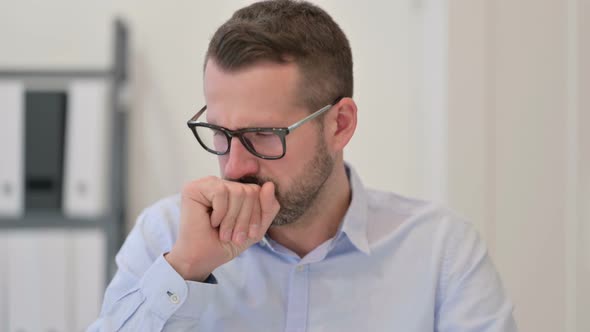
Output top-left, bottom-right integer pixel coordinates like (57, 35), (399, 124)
(324, 97), (357, 151)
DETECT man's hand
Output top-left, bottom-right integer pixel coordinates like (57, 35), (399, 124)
(165, 176), (280, 282)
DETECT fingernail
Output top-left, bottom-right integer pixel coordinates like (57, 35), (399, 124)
(222, 230), (232, 242)
(248, 224), (260, 238)
(236, 232), (247, 245)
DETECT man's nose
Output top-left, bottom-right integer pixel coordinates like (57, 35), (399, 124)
(222, 137), (259, 180)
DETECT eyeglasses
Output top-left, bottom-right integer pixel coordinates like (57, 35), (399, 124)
(187, 97), (343, 160)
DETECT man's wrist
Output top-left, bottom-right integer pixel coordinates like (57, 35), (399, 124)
(164, 251), (212, 282)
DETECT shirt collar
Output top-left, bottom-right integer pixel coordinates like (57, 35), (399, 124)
(339, 162), (371, 255)
(259, 162), (371, 255)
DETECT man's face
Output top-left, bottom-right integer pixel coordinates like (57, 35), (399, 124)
(203, 59), (335, 226)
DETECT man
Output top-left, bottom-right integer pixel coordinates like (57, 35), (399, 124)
(90, 0), (517, 331)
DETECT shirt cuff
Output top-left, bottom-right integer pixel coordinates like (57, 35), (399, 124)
(139, 254), (188, 320)
(139, 253), (218, 320)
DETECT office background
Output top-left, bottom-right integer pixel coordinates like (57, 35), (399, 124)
(0, 0), (588, 331)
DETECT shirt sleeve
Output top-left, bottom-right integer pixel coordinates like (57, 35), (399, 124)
(435, 218), (519, 332)
(86, 203), (218, 332)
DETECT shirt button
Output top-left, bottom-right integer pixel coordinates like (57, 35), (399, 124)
(167, 291), (180, 304)
(296, 265), (305, 272)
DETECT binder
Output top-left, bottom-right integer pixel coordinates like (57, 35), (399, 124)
(63, 80), (111, 218)
(0, 81), (24, 217)
(24, 91), (68, 211)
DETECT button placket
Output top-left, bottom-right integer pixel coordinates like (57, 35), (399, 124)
(285, 264), (310, 331)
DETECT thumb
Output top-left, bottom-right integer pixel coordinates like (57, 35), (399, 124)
(259, 181), (280, 226)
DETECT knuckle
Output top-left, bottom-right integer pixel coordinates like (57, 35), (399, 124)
(216, 181), (228, 195)
(231, 185), (246, 200)
(197, 175), (218, 188)
(202, 175), (217, 183)
(182, 176), (221, 196)
(181, 180), (198, 196)
(245, 185), (258, 199)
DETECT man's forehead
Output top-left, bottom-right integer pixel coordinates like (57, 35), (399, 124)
(203, 59), (305, 127)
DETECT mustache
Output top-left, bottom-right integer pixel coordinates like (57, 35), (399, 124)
(227, 175), (280, 196)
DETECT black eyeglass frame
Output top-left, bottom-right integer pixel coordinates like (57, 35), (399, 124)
(187, 96), (344, 160)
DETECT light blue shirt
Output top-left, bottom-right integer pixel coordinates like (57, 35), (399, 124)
(89, 165), (517, 331)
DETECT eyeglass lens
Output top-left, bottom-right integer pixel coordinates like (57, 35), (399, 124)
(195, 126), (284, 158)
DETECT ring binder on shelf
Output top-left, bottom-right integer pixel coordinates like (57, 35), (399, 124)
(63, 80), (111, 218)
(0, 81), (24, 218)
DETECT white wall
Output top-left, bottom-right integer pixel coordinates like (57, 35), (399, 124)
(577, 0), (590, 328)
(448, 0), (589, 331)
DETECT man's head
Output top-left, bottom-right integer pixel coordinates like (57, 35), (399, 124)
(200, 0), (357, 226)
(205, 0), (353, 111)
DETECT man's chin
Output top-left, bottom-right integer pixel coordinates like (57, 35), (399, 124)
(270, 210), (301, 227)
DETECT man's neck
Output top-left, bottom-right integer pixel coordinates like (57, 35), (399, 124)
(267, 163), (351, 258)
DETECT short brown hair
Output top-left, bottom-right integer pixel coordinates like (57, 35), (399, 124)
(205, 0), (353, 111)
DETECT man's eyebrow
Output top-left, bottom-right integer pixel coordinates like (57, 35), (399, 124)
(206, 116), (283, 130)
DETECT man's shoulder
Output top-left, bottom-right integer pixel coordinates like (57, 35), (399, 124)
(143, 193), (182, 215)
(364, 188), (436, 225)
(363, 188), (474, 246)
(365, 189), (431, 218)
(134, 193), (182, 239)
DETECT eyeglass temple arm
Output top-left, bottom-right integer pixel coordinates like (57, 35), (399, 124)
(188, 106), (207, 123)
(287, 97), (344, 132)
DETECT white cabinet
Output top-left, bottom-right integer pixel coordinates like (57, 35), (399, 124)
(1, 230), (105, 332)
(71, 230), (106, 331)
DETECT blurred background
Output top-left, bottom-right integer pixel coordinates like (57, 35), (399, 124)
(0, 0), (588, 331)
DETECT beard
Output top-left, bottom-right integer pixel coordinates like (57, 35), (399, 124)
(230, 137), (334, 226)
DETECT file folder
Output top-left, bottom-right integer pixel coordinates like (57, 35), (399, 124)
(0, 81), (24, 218)
(63, 80), (111, 218)
(25, 91), (67, 211)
